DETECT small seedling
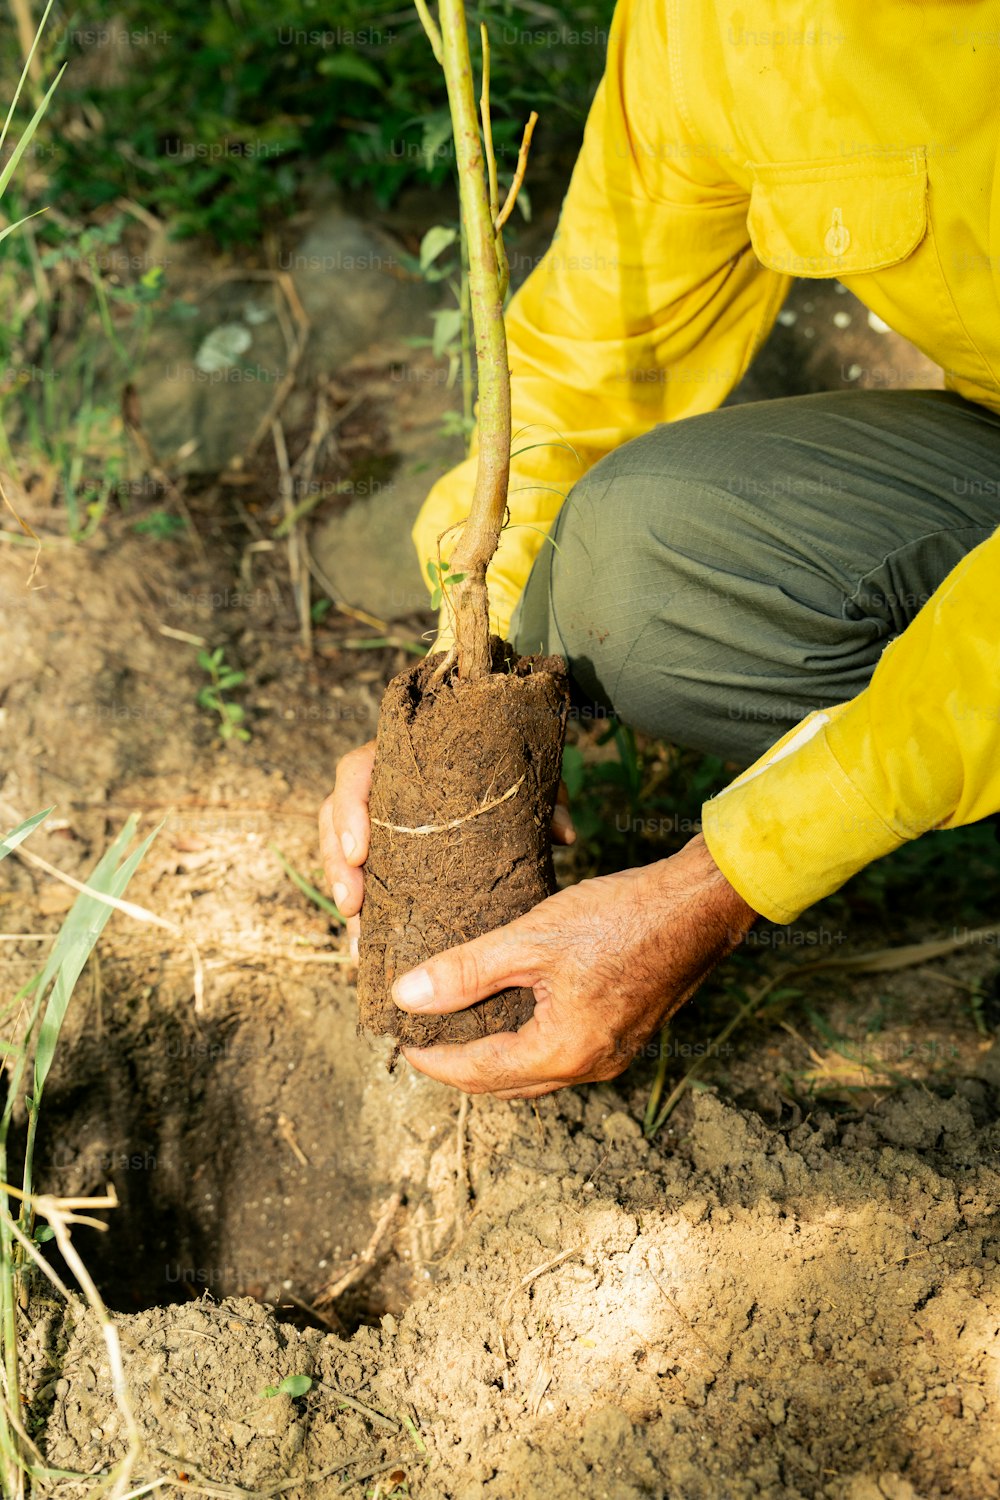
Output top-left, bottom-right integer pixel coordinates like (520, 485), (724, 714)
(270, 845), (344, 922)
(196, 646), (250, 744)
(426, 557), (466, 613)
(263, 1373), (313, 1399)
(400, 1412), (427, 1454)
(133, 511), (187, 540)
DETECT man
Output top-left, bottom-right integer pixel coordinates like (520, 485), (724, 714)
(320, 0), (1000, 1099)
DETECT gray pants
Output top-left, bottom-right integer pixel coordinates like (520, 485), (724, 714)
(510, 390), (1000, 763)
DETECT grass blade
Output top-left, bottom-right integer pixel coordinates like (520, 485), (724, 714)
(0, 63), (66, 204)
(0, 808), (52, 863)
(270, 844), (344, 920)
(0, 0), (55, 158)
(33, 818), (157, 1098)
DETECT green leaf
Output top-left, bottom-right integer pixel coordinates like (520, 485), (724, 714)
(279, 1374), (313, 1398)
(430, 307), (462, 359)
(0, 61), (66, 205)
(270, 845), (343, 920)
(419, 225), (457, 272)
(0, 808), (53, 863)
(33, 818), (159, 1099)
(318, 53), (382, 87)
(0, 206), (49, 245)
(420, 114), (453, 173)
(429, 587), (442, 612)
(561, 745), (585, 801)
(133, 511), (187, 539)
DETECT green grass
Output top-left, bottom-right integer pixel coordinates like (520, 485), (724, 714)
(0, 809), (158, 1496)
(0, 0), (614, 247)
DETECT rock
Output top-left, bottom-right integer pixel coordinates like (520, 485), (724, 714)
(131, 239), (291, 473)
(131, 200), (442, 477)
(311, 353), (464, 620)
(288, 204), (437, 379)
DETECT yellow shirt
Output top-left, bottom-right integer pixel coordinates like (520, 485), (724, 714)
(412, 0), (1000, 922)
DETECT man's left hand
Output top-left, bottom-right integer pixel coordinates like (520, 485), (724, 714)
(394, 833), (759, 1098)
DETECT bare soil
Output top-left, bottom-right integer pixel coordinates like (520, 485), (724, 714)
(2, 372), (999, 1499)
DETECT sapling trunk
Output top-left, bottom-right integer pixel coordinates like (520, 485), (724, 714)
(355, 1), (570, 1047)
(435, 0), (510, 681)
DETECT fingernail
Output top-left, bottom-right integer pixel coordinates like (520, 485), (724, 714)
(333, 882), (349, 910)
(341, 831), (357, 860)
(393, 967), (434, 1008)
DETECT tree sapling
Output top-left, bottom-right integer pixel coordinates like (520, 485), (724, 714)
(356, 0), (570, 1046)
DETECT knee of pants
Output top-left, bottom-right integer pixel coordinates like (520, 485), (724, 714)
(513, 450), (863, 761)
(512, 458), (640, 717)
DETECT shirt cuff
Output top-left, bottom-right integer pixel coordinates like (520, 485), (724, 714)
(701, 708), (908, 924)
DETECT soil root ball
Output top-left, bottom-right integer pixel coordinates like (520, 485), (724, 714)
(357, 637), (570, 1046)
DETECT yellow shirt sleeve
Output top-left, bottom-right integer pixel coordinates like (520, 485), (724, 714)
(412, 0), (789, 642)
(702, 529), (1000, 924)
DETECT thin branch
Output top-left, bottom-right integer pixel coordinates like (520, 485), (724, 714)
(413, 0), (443, 62)
(479, 24), (499, 221)
(495, 111), (539, 233)
(478, 23), (509, 304)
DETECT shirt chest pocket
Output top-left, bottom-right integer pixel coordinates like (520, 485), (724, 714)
(746, 149), (928, 278)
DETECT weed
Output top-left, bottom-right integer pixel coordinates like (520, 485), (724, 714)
(0, 807), (157, 1495)
(426, 557), (467, 612)
(196, 645), (250, 744)
(270, 845), (344, 922)
(5, 0), (613, 246)
(0, 211), (167, 537)
(132, 510), (187, 540)
(263, 1373), (313, 1399)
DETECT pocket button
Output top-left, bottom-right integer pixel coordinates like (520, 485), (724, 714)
(824, 208), (851, 258)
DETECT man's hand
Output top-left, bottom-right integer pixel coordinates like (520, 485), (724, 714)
(393, 834), (759, 1098)
(318, 741), (377, 959)
(318, 739), (576, 958)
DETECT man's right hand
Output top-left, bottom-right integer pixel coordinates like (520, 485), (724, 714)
(319, 739), (577, 960)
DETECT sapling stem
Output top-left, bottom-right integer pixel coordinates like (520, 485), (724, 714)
(423, 0), (536, 681)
